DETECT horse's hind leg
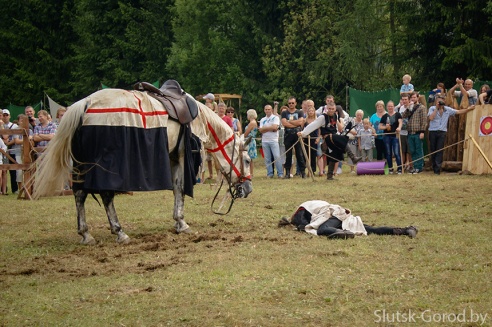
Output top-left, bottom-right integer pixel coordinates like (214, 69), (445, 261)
(75, 189), (96, 245)
(172, 160), (191, 233)
(100, 190), (130, 244)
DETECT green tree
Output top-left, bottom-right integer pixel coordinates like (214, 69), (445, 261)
(0, 0), (76, 106)
(168, 0), (248, 94)
(2, 0), (491, 110)
(263, 0), (351, 104)
(334, 0), (409, 90)
(70, 0), (174, 99)
(398, 0), (492, 89)
(167, 0), (286, 110)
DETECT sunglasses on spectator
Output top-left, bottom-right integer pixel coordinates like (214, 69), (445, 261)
(226, 111), (234, 114)
(288, 102), (295, 105)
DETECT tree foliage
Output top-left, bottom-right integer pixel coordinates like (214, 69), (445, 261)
(0, 0), (75, 105)
(0, 0), (491, 109)
(70, 0), (174, 99)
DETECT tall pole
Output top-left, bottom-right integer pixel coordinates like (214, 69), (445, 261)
(346, 84), (349, 115)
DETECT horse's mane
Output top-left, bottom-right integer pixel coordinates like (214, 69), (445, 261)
(191, 101), (233, 148)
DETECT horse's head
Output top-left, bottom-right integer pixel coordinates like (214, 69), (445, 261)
(232, 134), (253, 198)
(210, 133), (253, 199)
(192, 103), (253, 199)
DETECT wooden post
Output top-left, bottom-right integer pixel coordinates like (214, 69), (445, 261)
(308, 136), (311, 177)
(398, 132), (403, 173)
(19, 118), (34, 200)
(468, 134), (492, 170)
(298, 135), (315, 181)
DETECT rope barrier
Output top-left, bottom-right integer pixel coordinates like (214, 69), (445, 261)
(254, 133), (472, 174)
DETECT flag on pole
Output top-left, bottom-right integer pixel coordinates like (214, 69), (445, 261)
(45, 93), (63, 121)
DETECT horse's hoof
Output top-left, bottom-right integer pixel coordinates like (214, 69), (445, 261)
(179, 228), (194, 234)
(116, 233), (131, 244)
(80, 235), (96, 245)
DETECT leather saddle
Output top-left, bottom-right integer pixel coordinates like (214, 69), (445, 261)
(134, 80), (198, 125)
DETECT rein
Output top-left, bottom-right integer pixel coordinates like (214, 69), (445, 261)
(210, 133), (249, 215)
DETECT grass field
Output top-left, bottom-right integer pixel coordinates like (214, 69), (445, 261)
(1, 162), (491, 326)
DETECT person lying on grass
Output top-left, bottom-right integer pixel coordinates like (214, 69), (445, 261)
(278, 200), (417, 239)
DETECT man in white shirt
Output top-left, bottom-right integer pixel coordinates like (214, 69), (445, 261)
(259, 104), (283, 178)
(2, 109), (19, 194)
(449, 78), (478, 105)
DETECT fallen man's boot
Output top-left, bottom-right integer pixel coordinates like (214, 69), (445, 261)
(393, 226), (418, 238)
(327, 230), (355, 239)
(327, 161), (336, 179)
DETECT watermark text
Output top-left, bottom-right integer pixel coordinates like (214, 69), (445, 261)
(374, 309), (488, 325)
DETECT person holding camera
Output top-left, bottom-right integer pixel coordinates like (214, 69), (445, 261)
(428, 95), (475, 175)
(24, 106), (38, 131)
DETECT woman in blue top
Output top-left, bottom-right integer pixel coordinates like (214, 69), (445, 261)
(370, 100), (386, 160)
(244, 109), (258, 177)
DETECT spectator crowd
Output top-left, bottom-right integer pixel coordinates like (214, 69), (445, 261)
(200, 76), (486, 182)
(2, 77), (489, 195)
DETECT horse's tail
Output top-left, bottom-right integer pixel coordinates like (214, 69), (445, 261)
(32, 97), (87, 199)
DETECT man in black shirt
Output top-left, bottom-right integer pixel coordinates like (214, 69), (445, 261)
(281, 97), (306, 178)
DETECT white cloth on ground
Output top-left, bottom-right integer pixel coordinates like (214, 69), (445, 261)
(300, 200), (367, 236)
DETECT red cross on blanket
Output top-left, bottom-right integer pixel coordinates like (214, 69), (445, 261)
(84, 90), (168, 129)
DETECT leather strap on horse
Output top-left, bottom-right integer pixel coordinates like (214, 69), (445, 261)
(211, 135), (239, 215)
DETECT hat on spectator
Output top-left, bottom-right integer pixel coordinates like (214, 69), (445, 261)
(203, 93), (215, 101)
(2, 109), (10, 115)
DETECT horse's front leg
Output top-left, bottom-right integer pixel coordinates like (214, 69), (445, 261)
(75, 189), (96, 245)
(100, 190), (130, 244)
(171, 159), (191, 233)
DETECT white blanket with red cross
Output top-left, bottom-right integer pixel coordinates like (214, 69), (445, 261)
(83, 89), (169, 129)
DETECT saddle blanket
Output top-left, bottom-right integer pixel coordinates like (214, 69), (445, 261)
(83, 89), (169, 129)
(72, 89), (174, 192)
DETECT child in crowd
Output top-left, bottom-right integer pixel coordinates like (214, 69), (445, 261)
(400, 74), (414, 94)
(358, 118), (375, 162)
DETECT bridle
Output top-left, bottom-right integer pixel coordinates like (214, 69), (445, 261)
(211, 133), (251, 215)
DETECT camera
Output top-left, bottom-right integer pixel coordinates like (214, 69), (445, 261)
(438, 100), (445, 106)
(28, 116), (35, 122)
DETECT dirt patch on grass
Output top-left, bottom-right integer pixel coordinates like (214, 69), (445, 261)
(1, 229), (252, 280)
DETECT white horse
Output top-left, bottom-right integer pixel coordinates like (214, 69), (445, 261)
(32, 88), (252, 244)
